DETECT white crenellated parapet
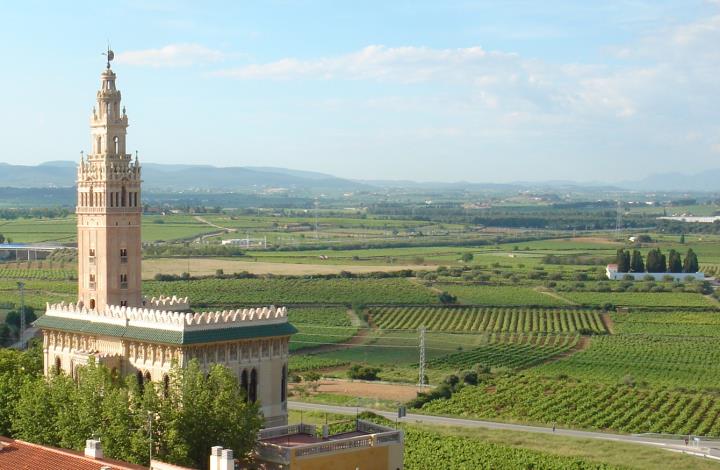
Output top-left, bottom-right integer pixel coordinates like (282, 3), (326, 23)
(143, 295), (190, 311)
(45, 301), (288, 333)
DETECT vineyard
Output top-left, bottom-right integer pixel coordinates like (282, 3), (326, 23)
(143, 278), (438, 306)
(612, 311), (720, 337)
(288, 355), (349, 373)
(434, 284), (566, 306)
(370, 306), (607, 334)
(0, 267), (76, 280)
(426, 334), (580, 371)
(422, 375), (720, 437)
(288, 307), (357, 352)
(530, 335), (720, 389)
(555, 291), (715, 308)
(404, 427), (619, 470)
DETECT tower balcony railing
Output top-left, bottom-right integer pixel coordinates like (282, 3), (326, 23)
(88, 282), (96, 290)
(120, 282), (128, 289)
(120, 256), (128, 264)
(88, 256), (95, 265)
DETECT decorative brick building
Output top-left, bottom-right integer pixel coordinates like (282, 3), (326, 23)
(35, 51), (295, 427)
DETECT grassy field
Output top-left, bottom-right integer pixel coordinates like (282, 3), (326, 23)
(553, 290), (717, 308)
(438, 284), (568, 306)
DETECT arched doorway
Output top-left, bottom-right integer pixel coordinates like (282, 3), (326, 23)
(249, 369), (258, 403)
(144, 371), (152, 384)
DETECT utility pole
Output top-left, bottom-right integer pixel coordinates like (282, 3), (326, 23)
(615, 201), (622, 241)
(17, 281), (25, 350)
(418, 326), (426, 388)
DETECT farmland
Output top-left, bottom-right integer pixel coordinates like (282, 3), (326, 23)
(370, 306), (607, 334)
(421, 375), (720, 437)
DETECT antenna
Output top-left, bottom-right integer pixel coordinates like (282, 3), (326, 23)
(615, 201), (622, 241)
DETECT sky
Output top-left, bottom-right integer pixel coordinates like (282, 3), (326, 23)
(1, 1), (719, 183)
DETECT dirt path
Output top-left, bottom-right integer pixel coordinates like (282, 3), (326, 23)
(533, 287), (578, 305)
(294, 309), (371, 355)
(537, 336), (591, 366)
(193, 216), (237, 233)
(601, 312), (615, 334)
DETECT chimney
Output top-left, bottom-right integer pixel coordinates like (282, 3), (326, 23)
(84, 439), (103, 459)
(209, 446), (234, 470)
(220, 449), (234, 470)
(209, 446), (222, 470)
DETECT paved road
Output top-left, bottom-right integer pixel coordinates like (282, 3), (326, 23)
(288, 401), (720, 461)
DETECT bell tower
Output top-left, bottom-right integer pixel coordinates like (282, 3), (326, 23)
(77, 49), (142, 311)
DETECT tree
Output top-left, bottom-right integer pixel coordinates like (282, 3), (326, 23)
(683, 248), (699, 273)
(5, 306), (37, 329)
(630, 250), (645, 273)
(461, 253), (474, 263)
(438, 291), (457, 304)
(176, 361), (261, 470)
(646, 249), (666, 273)
(615, 249), (630, 273)
(680, 233), (685, 244)
(667, 249), (682, 273)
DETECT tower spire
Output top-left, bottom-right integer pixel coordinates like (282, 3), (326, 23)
(102, 44), (114, 69)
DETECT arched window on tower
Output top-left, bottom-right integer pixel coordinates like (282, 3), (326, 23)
(113, 136), (119, 155)
(121, 186), (127, 207)
(97, 136), (102, 154)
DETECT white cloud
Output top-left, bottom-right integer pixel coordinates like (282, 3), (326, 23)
(116, 44), (224, 67)
(213, 45), (516, 83)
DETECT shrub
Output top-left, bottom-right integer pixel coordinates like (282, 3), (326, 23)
(347, 365), (381, 381)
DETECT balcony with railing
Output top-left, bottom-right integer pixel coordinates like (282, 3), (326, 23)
(255, 419), (403, 465)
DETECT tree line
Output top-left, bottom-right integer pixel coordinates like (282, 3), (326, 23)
(615, 248), (699, 273)
(0, 346), (261, 469)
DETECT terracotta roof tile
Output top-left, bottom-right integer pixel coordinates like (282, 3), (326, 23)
(0, 437), (147, 470)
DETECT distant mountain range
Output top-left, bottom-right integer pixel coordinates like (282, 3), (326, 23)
(0, 161), (368, 192)
(0, 161), (717, 193)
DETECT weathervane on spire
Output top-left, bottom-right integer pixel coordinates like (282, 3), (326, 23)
(102, 43), (114, 69)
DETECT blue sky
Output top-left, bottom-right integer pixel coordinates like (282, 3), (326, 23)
(1, 1), (719, 183)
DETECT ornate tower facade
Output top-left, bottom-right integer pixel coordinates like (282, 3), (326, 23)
(77, 56), (142, 311)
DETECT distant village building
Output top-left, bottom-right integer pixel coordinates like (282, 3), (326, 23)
(605, 264), (705, 281)
(34, 56), (295, 427)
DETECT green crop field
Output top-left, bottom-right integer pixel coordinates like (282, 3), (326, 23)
(403, 427), (619, 470)
(143, 278), (438, 306)
(288, 307), (357, 352)
(288, 355), (349, 373)
(436, 284), (567, 306)
(555, 291), (716, 308)
(422, 375), (720, 437)
(612, 311), (720, 336)
(370, 306), (606, 334)
(530, 335), (720, 389)
(426, 333), (579, 371)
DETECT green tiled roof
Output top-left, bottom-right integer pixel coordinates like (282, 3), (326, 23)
(34, 315), (297, 345)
